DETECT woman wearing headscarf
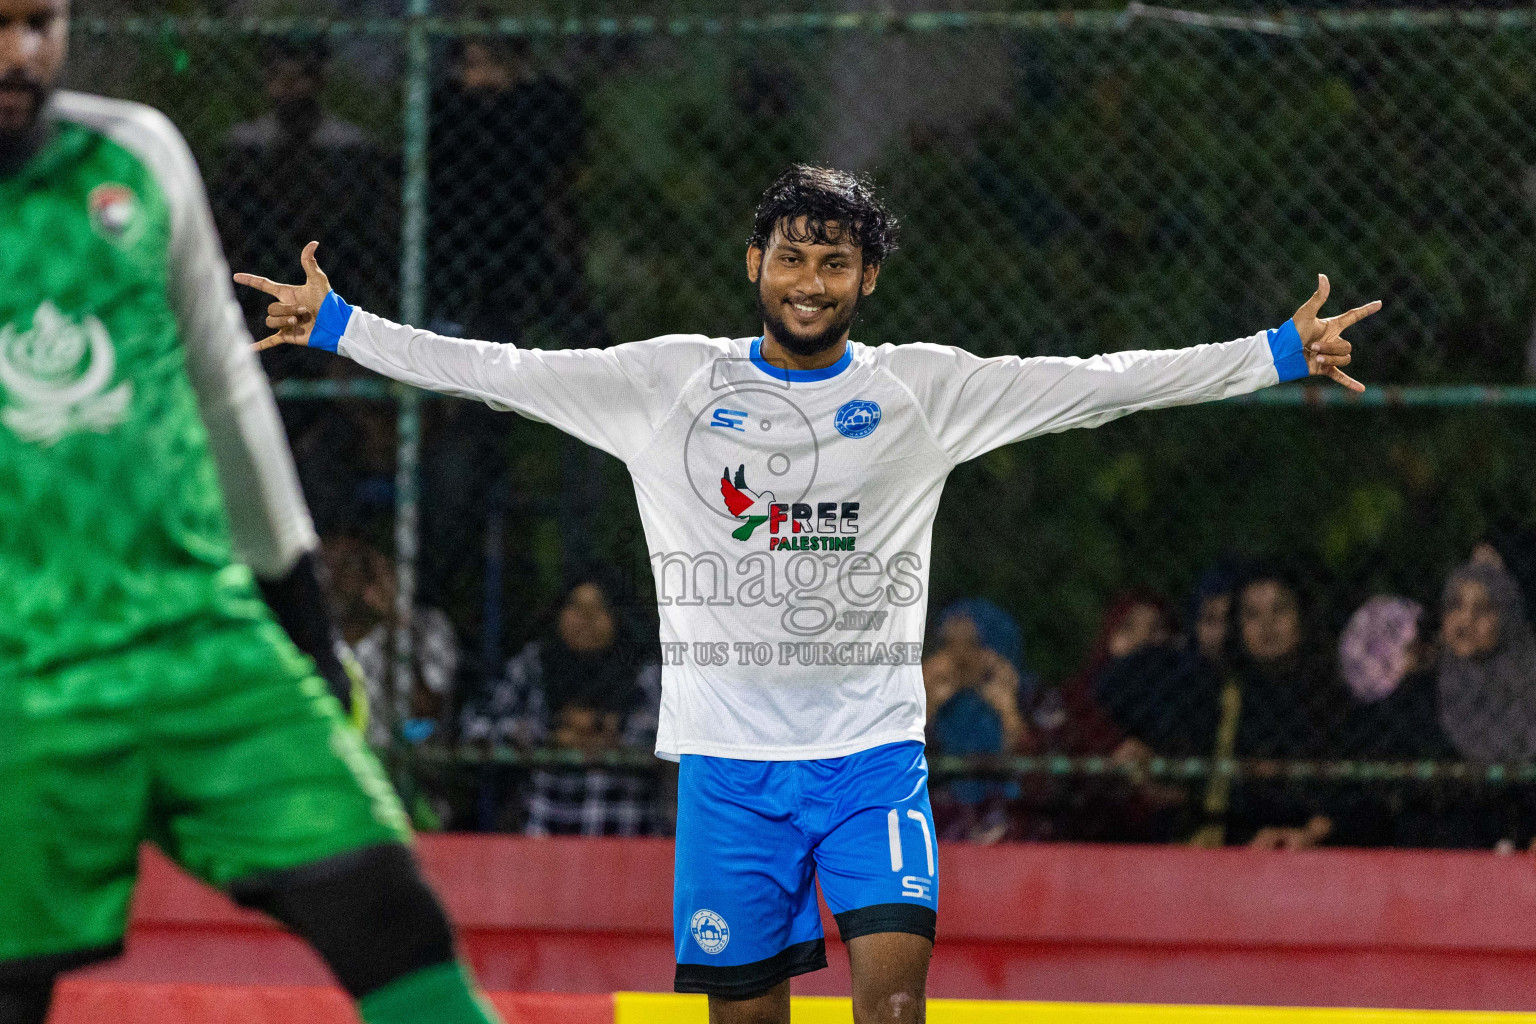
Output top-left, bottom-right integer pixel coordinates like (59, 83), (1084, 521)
(1437, 561), (1536, 762)
(1338, 596), (1451, 760)
(1333, 595), (1464, 848)
(923, 599), (1032, 843)
(1383, 560), (1536, 849)
(1028, 590), (1201, 842)
(461, 569), (663, 835)
(1221, 565), (1360, 848)
(1093, 584), (1225, 760)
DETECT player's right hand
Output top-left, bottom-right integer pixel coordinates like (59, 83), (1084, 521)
(233, 240), (333, 350)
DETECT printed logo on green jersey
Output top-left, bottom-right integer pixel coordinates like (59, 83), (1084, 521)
(0, 303), (133, 445)
(88, 183), (142, 245)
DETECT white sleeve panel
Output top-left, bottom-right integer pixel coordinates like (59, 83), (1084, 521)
(338, 307), (716, 462)
(883, 330), (1283, 465)
(55, 93), (318, 577)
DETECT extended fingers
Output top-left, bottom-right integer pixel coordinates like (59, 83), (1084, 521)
(233, 272), (289, 298)
(252, 332), (289, 351)
(1328, 365), (1364, 392)
(1295, 273), (1330, 321)
(1327, 299), (1383, 332)
(300, 240), (330, 288)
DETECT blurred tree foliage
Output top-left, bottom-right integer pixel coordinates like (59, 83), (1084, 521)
(64, 15), (1536, 680)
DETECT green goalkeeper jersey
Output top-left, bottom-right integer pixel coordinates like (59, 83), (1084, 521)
(0, 92), (316, 680)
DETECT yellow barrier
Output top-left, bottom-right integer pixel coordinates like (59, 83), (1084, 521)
(614, 993), (1536, 1023)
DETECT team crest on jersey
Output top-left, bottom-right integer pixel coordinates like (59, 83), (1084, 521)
(88, 183), (142, 244)
(0, 303), (133, 445)
(690, 909), (730, 955)
(834, 399), (881, 439)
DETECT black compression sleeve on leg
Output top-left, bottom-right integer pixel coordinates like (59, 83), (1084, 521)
(0, 976), (54, 1024)
(228, 842), (456, 999)
(255, 550), (353, 710)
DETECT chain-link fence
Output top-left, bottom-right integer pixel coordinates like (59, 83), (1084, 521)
(66, 6), (1536, 846)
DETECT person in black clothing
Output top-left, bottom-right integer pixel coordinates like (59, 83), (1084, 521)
(1221, 566), (1360, 849)
(215, 37), (398, 380)
(1094, 586), (1224, 760)
(460, 570), (663, 835)
(420, 34), (607, 631)
(427, 35), (600, 347)
(213, 37), (400, 542)
(1338, 596), (1452, 761)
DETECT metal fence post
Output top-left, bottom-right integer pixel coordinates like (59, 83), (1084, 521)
(392, 0), (430, 749)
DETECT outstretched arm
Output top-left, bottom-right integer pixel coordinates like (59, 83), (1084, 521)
(891, 275), (1380, 465)
(235, 244), (703, 463)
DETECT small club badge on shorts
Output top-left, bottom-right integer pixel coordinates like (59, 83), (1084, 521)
(690, 908), (730, 955)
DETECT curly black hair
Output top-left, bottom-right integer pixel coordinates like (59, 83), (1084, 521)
(748, 164), (899, 268)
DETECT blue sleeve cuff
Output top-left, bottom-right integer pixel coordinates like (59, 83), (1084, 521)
(1266, 319), (1308, 383)
(309, 290), (353, 353)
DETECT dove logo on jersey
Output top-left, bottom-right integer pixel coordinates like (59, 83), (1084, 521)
(720, 463), (859, 549)
(834, 399), (881, 439)
(719, 464), (772, 540)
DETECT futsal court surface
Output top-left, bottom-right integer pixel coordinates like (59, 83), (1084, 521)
(46, 984), (1536, 1023)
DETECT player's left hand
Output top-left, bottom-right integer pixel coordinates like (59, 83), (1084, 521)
(233, 240), (332, 351)
(1291, 273), (1381, 392)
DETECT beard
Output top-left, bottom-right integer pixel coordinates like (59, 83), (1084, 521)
(0, 75), (48, 175)
(756, 275), (862, 358)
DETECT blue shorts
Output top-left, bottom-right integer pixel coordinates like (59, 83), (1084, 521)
(673, 740), (938, 999)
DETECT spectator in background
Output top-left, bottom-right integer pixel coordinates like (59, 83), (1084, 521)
(461, 572), (662, 837)
(1336, 596), (1468, 849)
(1223, 567), (1354, 849)
(323, 534), (461, 750)
(1095, 578), (1225, 759)
(1339, 596), (1451, 760)
(1035, 591), (1192, 842)
(1190, 565), (1237, 668)
(1471, 527), (1536, 632)
(923, 600), (1031, 843)
(420, 32), (606, 632)
(1437, 561), (1536, 763)
(215, 36), (398, 381)
(1050, 592), (1167, 761)
(427, 33), (600, 347)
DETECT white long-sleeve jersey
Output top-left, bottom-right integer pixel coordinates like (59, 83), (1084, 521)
(313, 294), (1307, 760)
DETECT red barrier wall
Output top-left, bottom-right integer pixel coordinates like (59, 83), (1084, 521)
(78, 837), (1536, 1011)
(50, 982), (611, 1024)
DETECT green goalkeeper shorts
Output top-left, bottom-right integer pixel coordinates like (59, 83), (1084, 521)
(0, 615), (412, 973)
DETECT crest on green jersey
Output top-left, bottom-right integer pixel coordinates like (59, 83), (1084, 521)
(0, 303), (133, 445)
(88, 183), (142, 244)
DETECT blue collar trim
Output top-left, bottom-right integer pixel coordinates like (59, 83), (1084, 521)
(750, 336), (854, 382)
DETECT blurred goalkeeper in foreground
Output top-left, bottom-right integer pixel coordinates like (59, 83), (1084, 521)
(0, 2), (503, 1022)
